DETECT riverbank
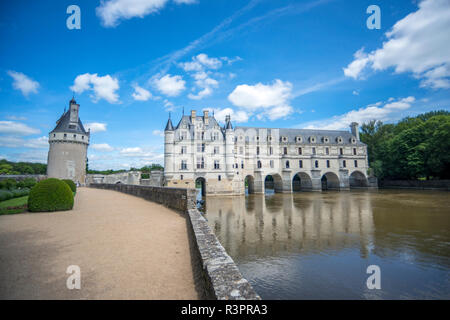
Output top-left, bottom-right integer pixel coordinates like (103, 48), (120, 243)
(379, 179), (450, 190)
(0, 187), (201, 299)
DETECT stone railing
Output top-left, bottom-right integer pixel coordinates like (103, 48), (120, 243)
(89, 183), (196, 212)
(0, 174), (47, 182)
(88, 183), (260, 300)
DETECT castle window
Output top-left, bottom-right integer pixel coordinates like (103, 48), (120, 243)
(201, 132), (205, 140)
(180, 175), (183, 180)
(323, 137), (329, 143)
(64, 134), (67, 138)
(353, 148), (357, 155)
(213, 132), (219, 141)
(239, 147), (243, 155)
(298, 147), (302, 155)
(327, 160), (330, 168)
(256, 136), (260, 141)
(69, 125), (76, 129)
(296, 136), (302, 143)
(218, 175), (221, 181)
(309, 136), (316, 143)
(354, 160), (358, 167)
(181, 131), (187, 140)
(241, 161), (244, 169)
(270, 160), (274, 168)
(336, 136), (343, 143)
(197, 144), (205, 152)
(326, 147), (329, 155)
(299, 160), (303, 168)
(281, 136), (287, 142)
(257, 161), (262, 169)
(286, 160), (290, 169)
(257, 147), (260, 155)
(196, 157), (204, 169)
(181, 160), (187, 170)
(312, 147), (316, 155)
(315, 160), (319, 168)
(340, 148), (344, 155)
(53, 134), (56, 137)
(214, 146), (219, 154)
(73, 134), (76, 138)
(81, 136), (84, 140)
(214, 160), (220, 169)
(268, 136), (272, 142)
(269, 147), (273, 155)
(283, 147), (288, 155)
(343, 160), (347, 168)
(181, 146), (187, 154)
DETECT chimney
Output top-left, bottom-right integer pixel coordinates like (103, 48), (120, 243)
(350, 122), (360, 141)
(191, 110), (196, 122)
(203, 110), (209, 125)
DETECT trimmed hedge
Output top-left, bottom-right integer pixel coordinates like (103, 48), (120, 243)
(28, 178), (74, 212)
(62, 179), (77, 193)
(0, 188), (29, 202)
(0, 190), (13, 202)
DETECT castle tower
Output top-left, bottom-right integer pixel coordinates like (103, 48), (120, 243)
(164, 114), (175, 179)
(47, 98), (90, 185)
(224, 114), (235, 178)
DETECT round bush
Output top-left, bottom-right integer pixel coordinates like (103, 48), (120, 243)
(28, 178), (74, 212)
(62, 179), (77, 193)
(0, 190), (13, 202)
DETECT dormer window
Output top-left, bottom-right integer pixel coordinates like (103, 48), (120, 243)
(256, 136), (260, 141)
(296, 136), (303, 143)
(323, 136), (329, 143)
(309, 136), (316, 143)
(268, 136), (273, 142)
(351, 137), (356, 144)
(281, 136), (288, 142)
(336, 136), (343, 143)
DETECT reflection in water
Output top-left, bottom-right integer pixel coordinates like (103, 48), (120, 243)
(203, 190), (450, 299)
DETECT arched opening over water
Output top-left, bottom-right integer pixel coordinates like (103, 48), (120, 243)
(195, 177), (206, 197)
(349, 171), (368, 188)
(321, 172), (340, 190)
(245, 175), (255, 195)
(264, 174), (283, 194)
(292, 172), (313, 191)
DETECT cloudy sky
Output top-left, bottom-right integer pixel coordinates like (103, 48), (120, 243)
(0, 0), (449, 170)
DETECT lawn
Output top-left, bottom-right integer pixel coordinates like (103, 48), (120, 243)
(0, 196), (28, 215)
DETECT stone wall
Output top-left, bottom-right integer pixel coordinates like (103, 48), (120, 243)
(88, 183), (260, 300)
(89, 183), (196, 212)
(379, 179), (450, 190)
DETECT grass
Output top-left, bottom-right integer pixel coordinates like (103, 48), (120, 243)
(0, 196), (28, 215)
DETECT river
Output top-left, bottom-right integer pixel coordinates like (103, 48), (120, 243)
(200, 190), (450, 299)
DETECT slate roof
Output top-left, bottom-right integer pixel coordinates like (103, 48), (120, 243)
(236, 126), (365, 145)
(175, 115), (222, 131)
(51, 110), (89, 135)
(165, 118), (174, 131)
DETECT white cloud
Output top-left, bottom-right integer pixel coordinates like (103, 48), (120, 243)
(96, 0), (197, 27)
(0, 136), (48, 149)
(188, 71), (219, 100)
(343, 0), (450, 89)
(152, 129), (164, 137)
(299, 96), (416, 130)
(96, 0), (169, 27)
(352, 90), (359, 96)
(7, 71), (39, 96)
(179, 53), (222, 72)
(153, 74), (186, 96)
(70, 73), (120, 103)
(120, 147), (144, 155)
(85, 122), (107, 133)
(132, 84), (152, 101)
(0, 121), (40, 135)
(91, 143), (114, 152)
(228, 79), (294, 120)
(206, 108), (249, 123)
(6, 115), (27, 121)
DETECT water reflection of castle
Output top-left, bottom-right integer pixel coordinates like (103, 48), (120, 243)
(204, 192), (375, 259)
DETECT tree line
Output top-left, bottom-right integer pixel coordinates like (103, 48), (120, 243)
(0, 159), (47, 175)
(360, 110), (450, 180)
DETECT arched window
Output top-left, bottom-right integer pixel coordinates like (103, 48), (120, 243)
(257, 161), (262, 168)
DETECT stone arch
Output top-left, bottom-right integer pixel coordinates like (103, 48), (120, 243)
(195, 177), (206, 197)
(264, 173), (283, 193)
(292, 172), (313, 191)
(349, 170), (368, 188)
(321, 172), (340, 190)
(244, 175), (255, 194)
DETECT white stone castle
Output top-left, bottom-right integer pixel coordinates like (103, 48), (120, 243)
(47, 98), (89, 185)
(164, 110), (375, 195)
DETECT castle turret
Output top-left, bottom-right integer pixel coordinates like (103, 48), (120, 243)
(224, 114), (235, 177)
(164, 114), (175, 177)
(47, 98), (90, 185)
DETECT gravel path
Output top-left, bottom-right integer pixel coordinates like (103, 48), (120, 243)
(0, 187), (201, 299)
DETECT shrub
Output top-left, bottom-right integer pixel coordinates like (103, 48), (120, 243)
(28, 178), (74, 212)
(0, 190), (13, 202)
(0, 178), (17, 190)
(11, 188), (29, 198)
(17, 178), (37, 189)
(62, 179), (77, 193)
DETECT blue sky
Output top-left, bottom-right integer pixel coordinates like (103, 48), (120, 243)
(0, 0), (449, 170)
